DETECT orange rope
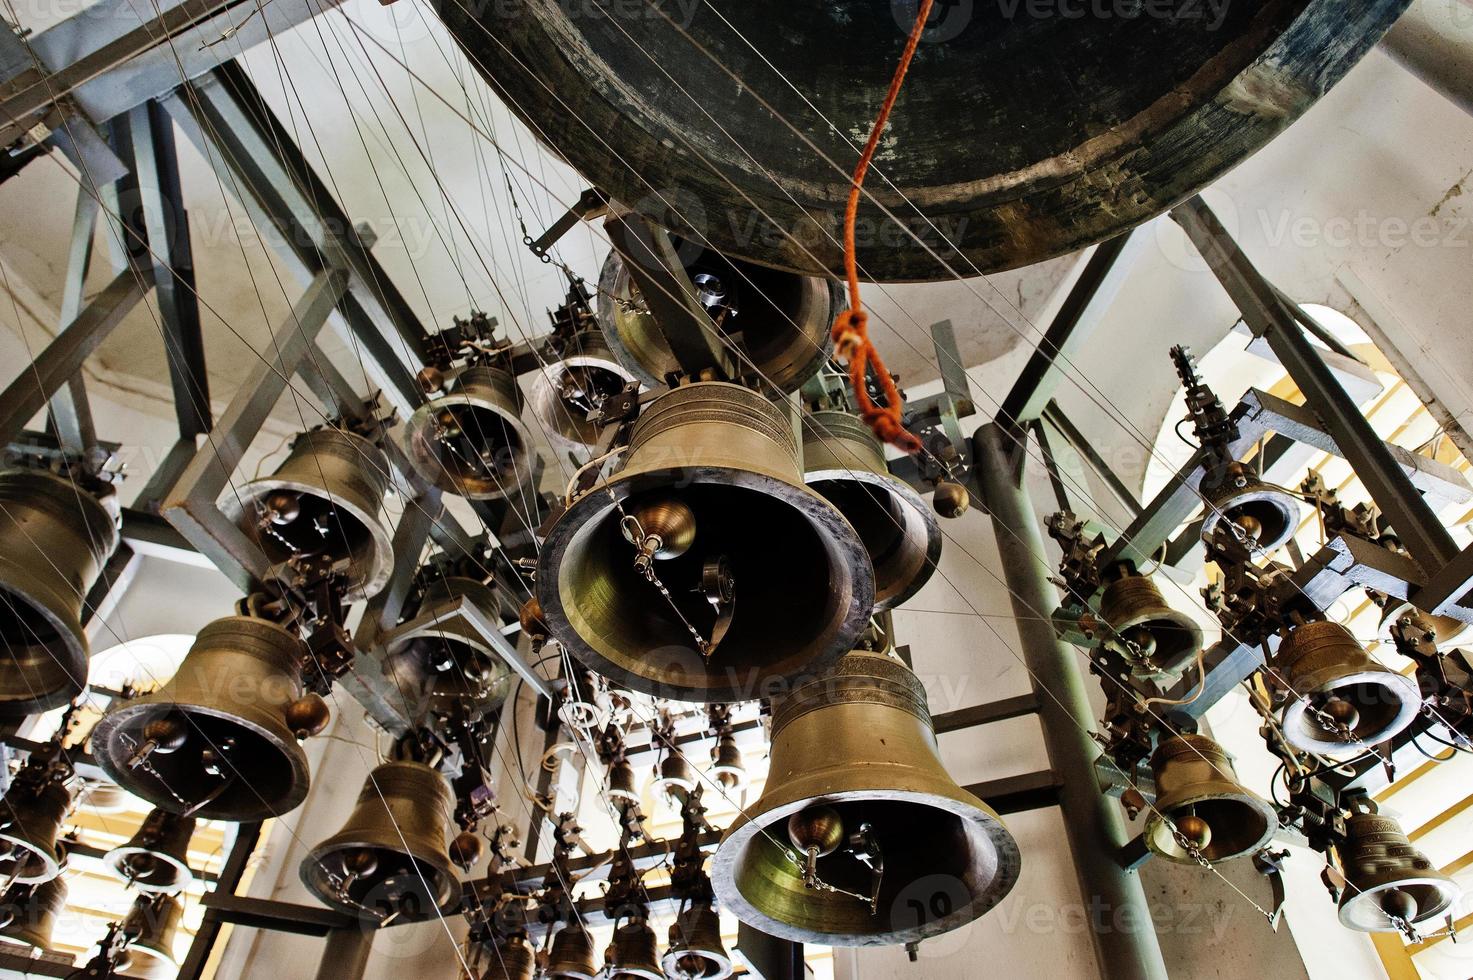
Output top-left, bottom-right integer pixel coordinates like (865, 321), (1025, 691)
(830, 0), (934, 456)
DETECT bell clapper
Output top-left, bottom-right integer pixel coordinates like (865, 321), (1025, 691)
(1168, 807), (1214, 869)
(616, 504), (715, 656)
(126, 716), (188, 770)
(786, 806), (884, 914)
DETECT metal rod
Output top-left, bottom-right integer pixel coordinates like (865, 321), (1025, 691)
(314, 926), (375, 980)
(973, 422), (1169, 980)
(175, 820), (263, 980)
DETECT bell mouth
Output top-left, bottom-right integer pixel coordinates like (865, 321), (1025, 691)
(713, 791), (1020, 946)
(385, 635), (512, 720)
(407, 396), (535, 500)
(0, 587), (86, 715)
(0, 837), (61, 886)
(105, 846), (192, 892)
(1201, 488), (1301, 553)
(93, 703), (310, 821)
(302, 842), (460, 921)
(1104, 610), (1202, 677)
(661, 948), (733, 980)
(1339, 878), (1462, 932)
(539, 470), (873, 702)
(1145, 795), (1277, 864)
(1279, 674), (1421, 753)
(805, 472), (941, 611)
(118, 945), (176, 976)
(530, 354), (635, 453)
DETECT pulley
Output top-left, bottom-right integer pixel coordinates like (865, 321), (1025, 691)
(604, 919), (663, 980)
(597, 246), (835, 393)
(662, 903), (733, 980)
(407, 365), (534, 500)
(482, 933), (536, 980)
(1200, 466), (1302, 554)
(223, 428), (394, 599)
(92, 616), (314, 821)
(0, 877), (67, 950)
(1098, 570), (1202, 678)
(104, 808), (196, 893)
(712, 651), (1019, 945)
(0, 771), (72, 885)
(384, 576), (514, 723)
(1143, 734), (1276, 865)
(300, 761), (461, 922)
(0, 469), (119, 714)
(537, 382), (874, 702)
(801, 410), (941, 610)
(545, 922), (598, 980)
(529, 331), (637, 455)
(1273, 621), (1421, 753)
(117, 893), (183, 980)
(1337, 807), (1461, 932)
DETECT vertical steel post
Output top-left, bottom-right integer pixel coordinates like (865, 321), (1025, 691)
(973, 423), (1169, 980)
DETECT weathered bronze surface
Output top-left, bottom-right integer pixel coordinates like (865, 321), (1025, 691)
(1143, 733), (1276, 864)
(407, 366), (534, 501)
(1274, 620), (1421, 753)
(1337, 809), (1460, 932)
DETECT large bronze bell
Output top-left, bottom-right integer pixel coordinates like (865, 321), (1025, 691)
(300, 761), (461, 921)
(662, 904), (733, 980)
(537, 382), (873, 702)
(407, 365), (534, 501)
(1337, 807), (1461, 932)
(384, 576), (513, 723)
(223, 428), (393, 598)
(482, 933), (536, 980)
(1143, 734), (1276, 865)
(92, 616), (313, 821)
(0, 469), (119, 714)
(545, 922), (598, 980)
(597, 247), (834, 394)
(529, 331), (637, 455)
(604, 919), (663, 980)
(801, 411), (940, 610)
(712, 651), (1019, 945)
(1273, 621), (1421, 753)
(104, 808), (196, 892)
(117, 893), (183, 980)
(0, 771), (72, 885)
(1098, 570), (1202, 678)
(0, 876), (67, 950)
(1200, 467), (1302, 554)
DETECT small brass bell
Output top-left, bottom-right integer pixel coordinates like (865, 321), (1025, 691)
(92, 616), (313, 821)
(529, 332), (637, 454)
(0, 469), (119, 714)
(1143, 733), (1276, 864)
(300, 761), (461, 921)
(0, 876), (67, 950)
(709, 734), (747, 793)
(653, 753), (698, 801)
(407, 365), (534, 501)
(538, 382), (874, 702)
(1337, 806), (1461, 932)
(1274, 621), (1421, 753)
(482, 933), (536, 980)
(662, 903), (733, 980)
(1200, 464), (1301, 553)
(384, 576), (514, 723)
(557, 670), (613, 731)
(608, 760), (641, 806)
(117, 893), (183, 979)
(0, 770), (73, 885)
(221, 428), (394, 599)
(104, 808), (196, 892)
(1098, 569), (1202, 678)
(597, 246), (835, 394)
(712, 651), (1019, 945)
(801, 410), (941, 610)
(545, 922), (598, 980)
(605, 919), (663, 980)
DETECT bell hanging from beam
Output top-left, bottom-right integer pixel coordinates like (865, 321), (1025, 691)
(223, 427), (394, 599)
(300, 761), (461, 922)
(383, 575), (514, 724)
(0, 752), (74, 885)
(0, 876), (68, 951)
(604, 918), (664, 980)
(597, 245), (835, 394)
(482, 933), (537, 980)
(529, 329), (637, 456)
(0, 469), (120, 714)
(1199, 462), (1302, 554)
(1272, 621), (1421, 753)
(1098, 566), (1202, 678)
(709, 733), (747, 794)
(1337, 803), (1461, 933)
(537, 382), (874, 702)
(91, 615), (315, 821)
(407, 365), (535, 500)
(801, 410), (941, 610)
(544, 922), (599, 980)
(711, 651), (1020, 945)
(104, 808), (196, 893)
(116, 893), (184, 980)
(662, 902), (733, 980)
(1143, 733), (1277, 865)
(652, 752), (698, 803)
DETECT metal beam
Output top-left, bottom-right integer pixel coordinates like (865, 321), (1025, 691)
(932, 692), (1040, 734)
(1040, 401), (1144, 518)
(47, 183), (102, 458)
(965, 769), (1064, 815)
(176, 821), (264, 980)
(376, 592), (552, 702)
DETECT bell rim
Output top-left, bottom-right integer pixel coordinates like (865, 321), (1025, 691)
(0, 568), (88, 715)
(300, 840), (462, 920)
(660, 946), (734, 980)
(102, 844), (193, 893)
(537, 466), (874, 703)
(223, 474), (394, 601)
(1142, 789), (1279, 864)
(711, 785), (1021, 946)
(405, 386), (535, 502)
(528, 344), (638, 454)
(91, 697), (311, 822)
(0, 835), (63, 886)
(1198, 483), (1302, 553)
(1338, 875), (1462, 932)
(1278, 668), (1422, 753)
